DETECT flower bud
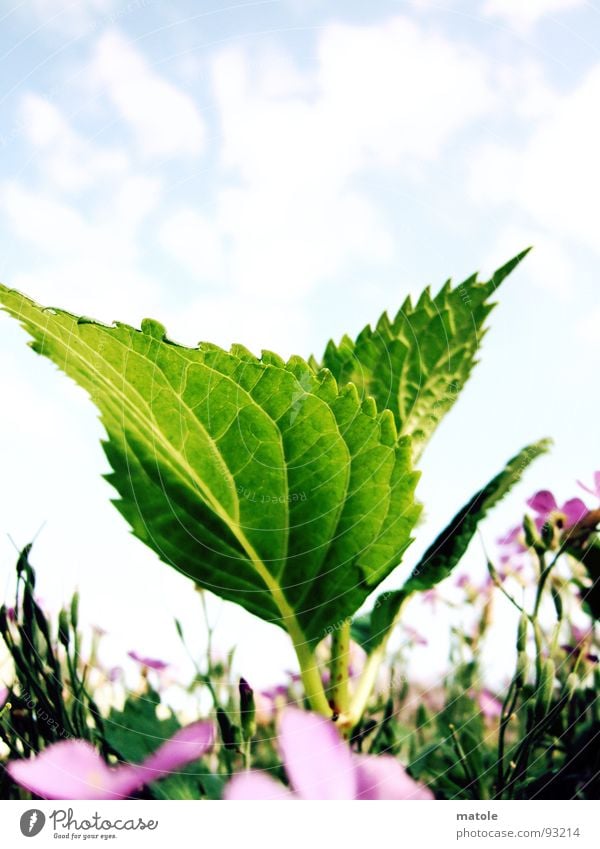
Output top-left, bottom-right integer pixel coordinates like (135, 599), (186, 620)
(58, 609), (70, 649)
(239, 677), (256, 741)
(70, 591), (80, 630)
(523, 514), (544, 551)
(516, 651), (529, 689)
(550, 587), (563, 621)
(536, 659), (555, 717)
(517, 612), (528, 652)
(217, 708), (241, 751)
(0, 605), (9, 637)
(565, 672), (579, 701)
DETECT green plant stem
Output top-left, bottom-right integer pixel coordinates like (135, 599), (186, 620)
(295, 639), (330, 716)
(496, 678), (520, 795)
(346, 597), (409, 728)
(329, 620), (351, 717)
(235, 533), (331, 718)
(346, 647), (384, 729)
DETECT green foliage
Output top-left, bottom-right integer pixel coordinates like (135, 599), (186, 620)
(0, 547), (106, 759)
(105, 690), (180, 765)
(403, 438), (552, 594)
(0, 286), (420, 649)
(315, 250), (530, 459)
(352, 439), (551, 653)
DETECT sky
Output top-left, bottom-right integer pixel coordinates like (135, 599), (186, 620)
(0, 0), (599, 696)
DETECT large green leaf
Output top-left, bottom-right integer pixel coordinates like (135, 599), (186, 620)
(0, 286), (420, 648)
(352, 439), (551, 653)
(314, 250), (530, 459)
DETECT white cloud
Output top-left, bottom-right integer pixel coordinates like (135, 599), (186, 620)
(577, 305), (600, 351)
(20, 93), (128, 193)
(179, 17), (494, 299)
(159, 209), (225, 283)
(28, 0), (116, 37)
(481, 227), (574, 300)
(469, 64), (600, 254)
(482, 0), (585, 33)
(1, 182), (92, 254)
(0, 177), (162, 319)
(87, 30), (205, 159)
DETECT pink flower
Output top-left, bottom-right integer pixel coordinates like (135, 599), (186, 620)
(497, 526), (526, 553)
(403, 625), (428, 647)
(577, 471), (600, 500)
(477, 689), (502, 720)
(0, 686), (8, 708)
(255, 684), (291, 724)
(6, 721), (214, 800)
(527, 491), (588, 530)
(422, 589), (438, 608)
(127, 651), (169, 671)
(225, 708), (433, 800)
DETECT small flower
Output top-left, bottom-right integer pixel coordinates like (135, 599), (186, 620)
(225, 708), (433, 800)
(527, 491), (588, 531)
(422, 589), (438, 608)
(0, 686), (8, 708)
(403, 625), (428, 647)
(577, 471), (600, 500)
(497, 525), (527, 553)
(255, 684), (289, 724)
(476, 689), (502, 720)
(6, 721), (214, 800)
(127, 651), (169, 671)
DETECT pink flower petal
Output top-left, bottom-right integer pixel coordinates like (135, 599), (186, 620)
(0, 686), (8, 707)
(527, 490), (558, 518)
(497, 526), (521, 546)
(7, 722), (215, 800)
(140, 721), (214, 781)
(354, 755), (433, 800)
(477, 689), (503, 719)
(576, 472), (600, 499)
(128, 651), (169, 671)
(561, 498), (588, 528)
(278, 708), (356, 799)
(224, 771), (295, 800)
(6, 741), (141, 800)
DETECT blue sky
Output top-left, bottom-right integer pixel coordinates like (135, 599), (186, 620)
(1, 0), (599, 692)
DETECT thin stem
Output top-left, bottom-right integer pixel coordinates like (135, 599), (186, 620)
(329, 620), (351, 717)
(346, 596), (409, 729)
(294, 638), (331, 716)
(232, 533), (331, 717)
(496, 678), (520, 795)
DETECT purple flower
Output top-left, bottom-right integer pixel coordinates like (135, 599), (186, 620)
(577, 471), (600, 500)
(6, 721), (214, 800)
(0, 686), (8, 709)
(225, 708), (433, 800)
(127, 651), (169, 671)
(527, 490), (588, 530)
